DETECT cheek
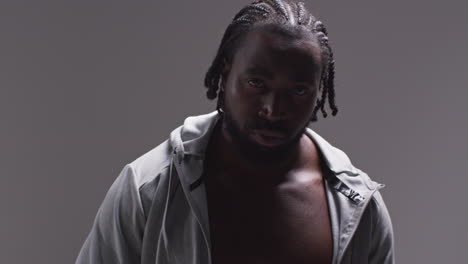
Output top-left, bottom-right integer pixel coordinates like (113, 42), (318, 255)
(289, 94), (318, 124)
(291, 93), (317, 113)
(228, 79), (257, 110)
(309, 92), (319, 111)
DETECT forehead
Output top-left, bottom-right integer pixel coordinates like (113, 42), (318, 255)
(232, 27), (323, 78)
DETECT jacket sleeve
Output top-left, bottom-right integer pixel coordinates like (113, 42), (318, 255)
(368, 191), (396, 264)
(76, 165), (146, 264)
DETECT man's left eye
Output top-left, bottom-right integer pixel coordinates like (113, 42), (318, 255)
(293, 86), (308, 96)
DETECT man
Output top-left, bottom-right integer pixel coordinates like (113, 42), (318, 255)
(76, 0), (395, 263)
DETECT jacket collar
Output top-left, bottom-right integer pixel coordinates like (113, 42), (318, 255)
(170, 111), (360, 175)
(304, 128), (359, 176)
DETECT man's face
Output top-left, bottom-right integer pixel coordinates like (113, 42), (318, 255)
(220, 28), (323, 164)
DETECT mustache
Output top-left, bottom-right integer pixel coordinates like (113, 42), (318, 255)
(247, 119), (288, 133)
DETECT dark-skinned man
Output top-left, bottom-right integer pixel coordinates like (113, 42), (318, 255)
(77, 1), (395, 263)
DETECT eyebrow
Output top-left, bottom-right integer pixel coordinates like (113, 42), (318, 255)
(246, 65), (319, 85)
(292, 69), (319, 84)
(245, 66), (274, 80)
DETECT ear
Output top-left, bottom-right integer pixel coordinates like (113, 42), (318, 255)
(220, 58), (232, 90)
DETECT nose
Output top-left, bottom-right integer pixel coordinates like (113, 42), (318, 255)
(258, 93), (287, 121)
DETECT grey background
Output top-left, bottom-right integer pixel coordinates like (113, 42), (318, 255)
(1, 0), (466, 263)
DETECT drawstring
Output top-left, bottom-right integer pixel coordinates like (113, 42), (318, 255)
(159, 155), (176, 255)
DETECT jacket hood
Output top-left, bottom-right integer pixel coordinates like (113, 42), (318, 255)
(169, 111), (383, 193)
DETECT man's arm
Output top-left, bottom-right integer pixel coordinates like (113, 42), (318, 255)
(76, 165), (146, 264)
(369, 191), (396, 264)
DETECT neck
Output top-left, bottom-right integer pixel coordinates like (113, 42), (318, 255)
(215, 119), (304, 179)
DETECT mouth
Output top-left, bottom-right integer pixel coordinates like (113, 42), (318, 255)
(252, 129), (287, 147)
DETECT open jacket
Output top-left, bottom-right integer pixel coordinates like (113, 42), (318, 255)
(76, 111), (395, 264)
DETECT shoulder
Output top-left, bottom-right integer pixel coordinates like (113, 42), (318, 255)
(368, 190), (393, 231)
(76, 140), (175, 264)
(122, 139), (176, 218)
(366, 190), (396, 262)
(127, 139), (174, 189)
(100, 139), (174, 214)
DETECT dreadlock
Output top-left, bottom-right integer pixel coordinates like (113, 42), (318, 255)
(204, 0), (338, 121)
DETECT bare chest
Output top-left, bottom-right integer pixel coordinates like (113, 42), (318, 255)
(205, 170), (333, 264)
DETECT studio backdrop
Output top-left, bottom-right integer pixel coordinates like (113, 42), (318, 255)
(1, 0), (467, 263)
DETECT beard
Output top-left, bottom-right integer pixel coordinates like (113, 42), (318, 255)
(220, 105), (309, 165)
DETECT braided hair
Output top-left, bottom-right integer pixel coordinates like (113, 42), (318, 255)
(204, 0), (338, 121)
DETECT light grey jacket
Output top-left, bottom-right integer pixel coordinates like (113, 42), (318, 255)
(76, 111), (395, 264)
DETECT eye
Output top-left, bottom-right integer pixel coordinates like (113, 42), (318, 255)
(247, 78), (265, 89)
(293, 85), (308, 96)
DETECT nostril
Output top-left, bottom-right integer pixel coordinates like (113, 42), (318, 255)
(258, 107), (270, 117)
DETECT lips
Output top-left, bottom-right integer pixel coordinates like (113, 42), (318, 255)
(252, 129), (287, 147)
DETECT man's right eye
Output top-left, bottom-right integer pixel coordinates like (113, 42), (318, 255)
(247, 78), (265, 89)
